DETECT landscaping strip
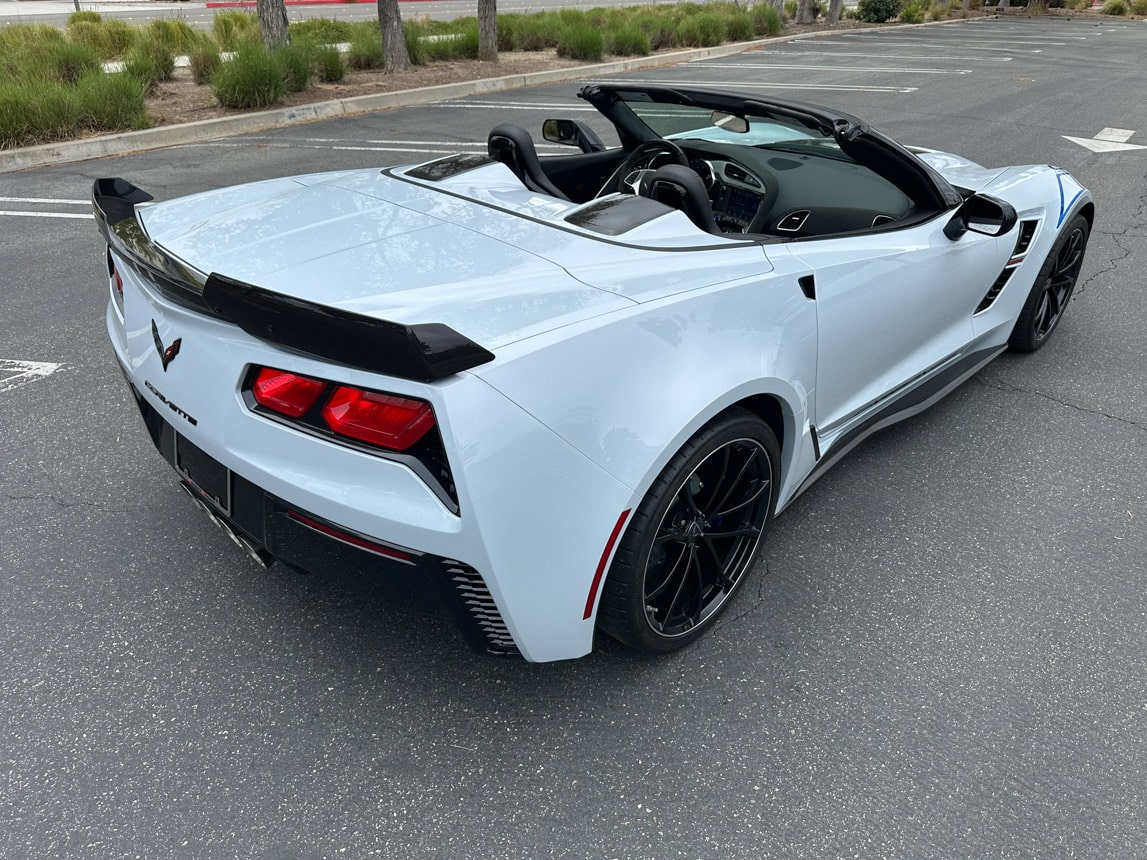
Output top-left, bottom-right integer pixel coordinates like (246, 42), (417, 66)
(0, 19), (964, 174)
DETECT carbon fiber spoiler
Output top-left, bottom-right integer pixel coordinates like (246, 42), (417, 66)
(92, 178), (495, 382)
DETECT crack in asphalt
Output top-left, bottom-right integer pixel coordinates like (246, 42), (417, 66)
(972, 376), (1147, 437)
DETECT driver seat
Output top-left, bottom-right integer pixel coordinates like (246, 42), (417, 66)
(638, 165), (723, 235)
(487, 123), (569, 200)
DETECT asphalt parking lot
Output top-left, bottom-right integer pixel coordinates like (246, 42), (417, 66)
(2, 15), (1146, 859)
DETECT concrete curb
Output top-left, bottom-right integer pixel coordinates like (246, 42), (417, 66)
(0, 19), (969, 174)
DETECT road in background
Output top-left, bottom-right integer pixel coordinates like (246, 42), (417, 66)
(2, 16), (1146, 859)
(1, 0), (680, 26)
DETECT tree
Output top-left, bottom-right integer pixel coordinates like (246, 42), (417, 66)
(257, 0), (290, 47)
(795, 0), (818, 23)
(826, 0), (845, 24)
(478, 0), (497, 63)
(377, 0), (410, 74)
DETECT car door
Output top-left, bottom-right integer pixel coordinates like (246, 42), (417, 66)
(789, 215), (1008, 445)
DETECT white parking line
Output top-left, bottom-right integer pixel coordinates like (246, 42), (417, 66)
(770, 49), (1013, 62)
(0, 210), (92, 219)
(0, 197), (88, 205)
(0, 360), (64, 395)
(795, 38), (1037, 53)
(690, 62), (972, 75)
(836, 32), (1078, 44)
(597, 78), (918, 93)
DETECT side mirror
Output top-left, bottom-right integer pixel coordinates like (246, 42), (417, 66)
(542, 118), (605, 153)
(944, 193), (1018, 240)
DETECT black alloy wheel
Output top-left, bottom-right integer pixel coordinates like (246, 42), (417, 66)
(597, 408), (779, 654)
(1009, 214), (1089, 352)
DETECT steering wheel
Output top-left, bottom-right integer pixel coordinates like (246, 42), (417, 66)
(601, 139), (689, 196)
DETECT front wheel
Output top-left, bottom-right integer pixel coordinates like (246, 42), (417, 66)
(597, 408), (779, 654)
(1008, 214), (1089, 352)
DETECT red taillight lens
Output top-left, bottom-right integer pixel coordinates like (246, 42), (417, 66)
(252, 367), (327, 418)
(322, 386), (435, 451)
(114, 269), (123, 297)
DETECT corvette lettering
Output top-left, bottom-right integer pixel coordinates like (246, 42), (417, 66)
(144, 379), (198, 426)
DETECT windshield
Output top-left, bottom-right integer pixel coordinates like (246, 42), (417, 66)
(614, 91), (854, 161)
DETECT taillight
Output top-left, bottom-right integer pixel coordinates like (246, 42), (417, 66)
(322, 386), (435, 451)
(252, 367), (327, 418)
(108, 248), (124, 315)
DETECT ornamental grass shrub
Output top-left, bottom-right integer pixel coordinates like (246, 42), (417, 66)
(1131, 0), (1147, 13)
(750, 5), (783, 35)
(605, 25), (652, 56)
(188, 40), (222, 85)
(899, 1), (925, 22)
(556, 22), (604, 61)
(124, 37), (176, 91)
(1100, 0), (1129, 12)
(676, 13), (727, 47)
(725, 12), (756, 41)
(212, 42), (285, 108)
(346, 27), (384, 69)
(273, 43), (312, 92)
(146, 18), (198, 54)
(312, 45), (345, 82)
(289, 17), (354, 45)
(212, 12), (258, 51)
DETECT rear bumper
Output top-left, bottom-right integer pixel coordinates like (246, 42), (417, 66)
(124, 375), (519, 655)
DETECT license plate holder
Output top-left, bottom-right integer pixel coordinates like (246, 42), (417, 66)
(175, 433), (231, 515)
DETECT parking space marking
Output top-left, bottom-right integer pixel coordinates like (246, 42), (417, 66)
(795, 38), (1037, 53)
(597, 78), (918, 94)
(0, 197), (88, 205)
(0, 210), (92, 220)
(690, 62), (972, 75)
(768, 49), (1013, 62)
(0, 359), (64, 395)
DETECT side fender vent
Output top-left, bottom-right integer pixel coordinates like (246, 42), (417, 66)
(975, 267), (1014, 315)
(444, 560), (519, 655)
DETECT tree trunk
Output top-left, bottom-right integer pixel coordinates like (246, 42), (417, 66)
(963, 0), (972, 11)
(795, 0), (817, 23)
(378, 0), (410, 74)
(826, 0), (844, 24)
(478, 0), (498, 63)
(257, 0), (290, 47)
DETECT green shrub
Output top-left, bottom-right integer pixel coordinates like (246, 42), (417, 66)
(124, 38), (175, 90)
(212, 11), (258, 51)
(1131, 0), (1147, 13)
(313, 45), (345, 82)
(605, 25), (652, 55)
(496, 13), (520, 51)
(676, 13), (727, 47)
(556, 22), (604, 61)
(929, 0), (950, 20)
(346, 29), (384, 69)
(273, 43), (312, 92)
(75, 69), (149, 131)
(290, 17), (353, 45)
(146, 18), (198, 53)
(725, 12), (756, 40)
(750, 5), (784, 35)
(102, 20), (138, 58)
(783, 0), (798, 19)
(68, 10), (102, 25)
(66, 21), (112, 59)
(46, 40), (102, 84)
(0, 79), (78, 147)
(1100, 0), (1129, 11)
(899, 1), (925, 21)
(403, 20), (428, 65)
(857, 0), (903, 21)
(188, 40), (221, 85)
(212, 42), (284, 108)
(514, 13), (562, 50)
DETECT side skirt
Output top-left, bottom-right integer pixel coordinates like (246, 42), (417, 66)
(778, 345), (1004, 512)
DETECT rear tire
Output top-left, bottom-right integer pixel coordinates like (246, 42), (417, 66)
(597, 408), (779, 654)
(1008, 214), (1089, 353)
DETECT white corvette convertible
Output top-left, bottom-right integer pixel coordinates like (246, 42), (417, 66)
(95, 84), (1093, 662)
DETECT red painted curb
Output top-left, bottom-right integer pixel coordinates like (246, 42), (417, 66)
(205, 0), (449, 7)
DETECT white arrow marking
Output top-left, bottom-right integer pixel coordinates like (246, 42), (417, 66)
(0, 360), (64, 394)
(1063, 128), (1146, 153)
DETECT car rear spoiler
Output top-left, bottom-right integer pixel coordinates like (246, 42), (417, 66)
(91, 178), (495, 382)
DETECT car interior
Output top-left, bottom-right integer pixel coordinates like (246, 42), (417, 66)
(484, 85), (960, 241)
